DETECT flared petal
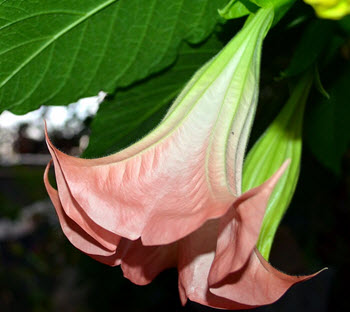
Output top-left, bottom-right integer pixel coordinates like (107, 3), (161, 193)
(208, 161), (290, 286)
(177, 220), (219, 307)
(45, 161), (176, 274)
(44, 8), (274, 247)
(46, 144), (120, 252)
(44, 161), (119, 259)
(89, 252), (121, 267)
(178, 219), (318, 309)
(46, 130), (232, 245)
(209, 248), (319, 308)
(117, 238), (178, 286)
(178, 220), (249, 309)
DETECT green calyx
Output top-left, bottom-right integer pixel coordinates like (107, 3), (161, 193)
(219, 0), (295, 25)
(242, 71), (313, 260)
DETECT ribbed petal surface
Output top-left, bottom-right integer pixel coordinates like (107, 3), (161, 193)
(178, 219), (317, 309)
(46, 145), (121, 252)
(45, 126), (233, 246)
(209, 248), (318, 307)
(44, 161), (120, 258)
(208, 161), (290, 286)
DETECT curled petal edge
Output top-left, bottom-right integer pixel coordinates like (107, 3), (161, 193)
(208, 160), (291, 286)
(44, 120), (233, 247)
(43, 160), (120, 259)
(208, 248), (325, 308)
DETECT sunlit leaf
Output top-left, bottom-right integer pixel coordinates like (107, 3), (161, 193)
(0, 0), (226, 114)
(219, 0), (258, 20)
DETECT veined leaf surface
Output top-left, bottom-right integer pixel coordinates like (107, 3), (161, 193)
(0, 0), (226, 114)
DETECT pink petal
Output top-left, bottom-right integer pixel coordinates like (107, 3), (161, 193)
(45, 116), (234, 246)
(177, 220), (221, 307)
(46, 143), (120, 252)
(44, 161), (119, 259)
(178, 220), (249, 309)
(43, 17), (271, 247)
(178, 219), (319, 309)
(117, 238), (178, 285)
(46, 155), (179, 281)
(208, 161), (290, 286)
(209, 248), (320, 307)
(88, 252), (121, 267)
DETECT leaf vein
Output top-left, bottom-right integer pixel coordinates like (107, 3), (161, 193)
(147, 0), (185, 72)
(108, 0), (158, 89)
(32, 20), (90, 108)
(8, 43), (55, 109)
(0, 0), (117, 90)
(0, 36), (50, 57)
(82, 3), (121, 94)
(0, 10), (84, 31)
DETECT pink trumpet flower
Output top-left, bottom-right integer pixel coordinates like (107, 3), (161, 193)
(44, 8), (318, 310)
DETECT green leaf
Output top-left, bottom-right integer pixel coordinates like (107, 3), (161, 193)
(243, 72), (313, 260)
(219, 0), (294, 24)
(282, 19), (334, 77)
(314, 66), (330, 99)
(83, 36), (224, 158)
(218, 0), (259, 20)
(0, 0), (226, 114)
(339, 15), (350, 33)
(305, 65), (350, 175)
(253, 0), (295, 25)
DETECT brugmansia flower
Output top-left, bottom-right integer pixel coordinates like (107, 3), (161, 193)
(44, 8), (317, 309)
(304, 0), (350, 19)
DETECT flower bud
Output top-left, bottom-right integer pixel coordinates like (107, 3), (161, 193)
(243, 72), (313, 259)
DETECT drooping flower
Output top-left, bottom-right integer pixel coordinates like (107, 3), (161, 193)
(44, 8), (318, 309)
